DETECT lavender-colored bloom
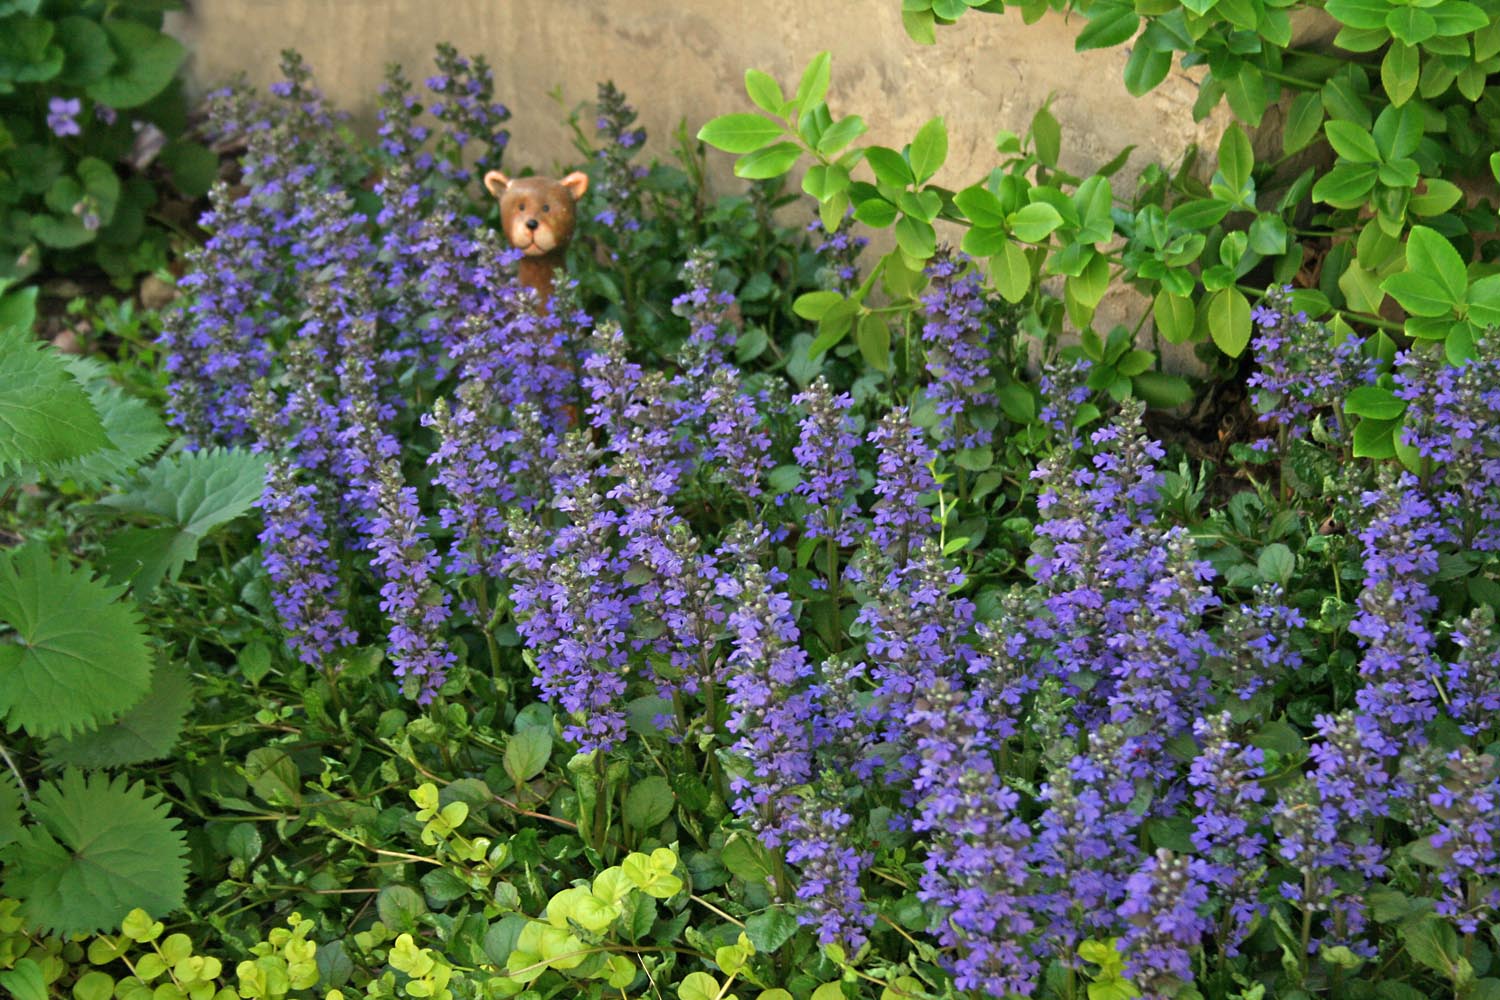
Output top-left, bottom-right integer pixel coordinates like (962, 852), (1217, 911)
(790, 377), (861, 546)
(1395, 336), (1500, 551)
(1398, 747), (1500, 933)
(1216, 584), (1305, 699)
(47, 97), (82, 137)
(1187, 713), (1267, 950)
(1444, 606), (1500, 737)
(701, 367), (771, 500)
(592, 82), (646, 235)
(1246, 285), (1374, 445)
(867, 407), (937, 557)
(1349, 469), (1449, 735)
(919, 250), (994, 449)
(1119, 850), (1213, 998)
(424, 43), (510, 182)
(782, 798), (873, 951)
(672, 250), (738, 383)
(807, 213), (867, 292)
(94, 102), (117, 126)
(503, 433), (632, 752)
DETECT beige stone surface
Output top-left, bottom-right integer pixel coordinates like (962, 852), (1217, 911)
(168, 0), (1235, 373)
(169, 1), (1230, 193)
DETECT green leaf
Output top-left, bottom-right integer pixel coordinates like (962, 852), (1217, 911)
(793, 291), (845, 321)
(744, 69), (784, 115)
(902, 8), (939, 43)
(0, 288), (38, 332)
(853, 196), (898, 227)
(1217, 124), (1253, 194)
(623, 776), (675, 831)
(0, 329), (109, 475)
(1352, 415), (1399, 458)
(1031, 105), (1061, 167)
(1344, 385), (1406, 420)
(1076, 1), (1140, 50)
(1381, 271), (1452, 317)
(680, 973), (721, 1000)
(1131, 371), (1194, 408)
(1324, 120), (1380, 164)
(55, 16), (116, 86)
(11, 358), (168, 489)
(103, 447), (269, 539)
(1283, 91), (1324, 154)
(909, 116), (948, 184)
(504, 727), (552, 785)
(1249, 214), (1287, 255)
(2, 770), (188, 935)
(1312, 162), (1377, 207)
(0, 958), (46, 1000)
(1153, 291), (1196, 344)
(1380, 42), (1418, 106)
(864, 146), (914, 188)
(1222, 63), (1268, 126)
(1403, 917), (1461, 978)
(1410, 179), (1462, 217)
(0, 545), (152, 740)
(0, 16), (62, 83)
(990, 241), (1031, 303)
(1324, 0), (1389, 29)
(856, 312), (891, 372)
(1008, 202), (1064, 242)
(794, 51), (832, 111)
(817, 115), (867, 157)
(1258, 542), (1296, 585)
(746, 909), (799, 954)
(1466, 275), (1500, 329)
(44, 660), (191, 769)
(1166, 199), (1230, 230)
(0, 771), (21, 850)
(158, 141), (218, 199)
(1207, 287), (1251, 357)
(1123, 45), (1173, 96)
(954, 185), (1007, 227)
(894, 215), (936, 259)
(86, 20), (185, 109)
(1403, 225), (1467, 307)
(1385, 6), (1436, 45)
(734, 141), (802, 180)
(697, 114), (785, 154)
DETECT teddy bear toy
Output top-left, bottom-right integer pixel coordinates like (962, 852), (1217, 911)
(483, 169), (589, 302)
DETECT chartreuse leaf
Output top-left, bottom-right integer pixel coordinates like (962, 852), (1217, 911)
(2, 769), (188, 935)
(744, 69), (784, 115)
(697, 114), (785, 154)
(1207, 288), (1251, 357)
(909, 116), (948, 184)
(0, 544), (152, 740)
(0, 328), (109, 475)
(44, 660), (191, 769)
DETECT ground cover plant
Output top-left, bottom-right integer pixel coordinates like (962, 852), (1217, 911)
(0, 7), (1497, 1000)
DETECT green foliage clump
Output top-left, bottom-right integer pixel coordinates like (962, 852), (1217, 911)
(0, 0), (216, 284)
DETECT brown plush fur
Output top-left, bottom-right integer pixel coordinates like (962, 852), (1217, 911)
(483, 169), (589, 302)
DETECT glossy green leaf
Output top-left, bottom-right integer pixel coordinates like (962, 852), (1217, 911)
(733, 141), (802, 180)
(1380, 42), (1418, 106)
(698, 114), (785, 154)
(990, 241), (1032, 302)
(744, 69), (784, 115)
(909, 116), (948, 183)
(1008, 202), (1064, 242)
(1207, 287), (1251, 357)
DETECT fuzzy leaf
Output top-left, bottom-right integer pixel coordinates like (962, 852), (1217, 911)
(0, 328), (109, 475)
(103, 448), (268, 536)
(43, 660), (191, 769)
(0, 545), (152, 740)
(2, 770), (187, 935)
(0, 770), (21, 849)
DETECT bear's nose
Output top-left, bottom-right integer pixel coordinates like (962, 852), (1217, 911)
(526, 219), (539, 231)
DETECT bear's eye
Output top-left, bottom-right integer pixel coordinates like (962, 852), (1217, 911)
(543, 204), (551, 213)
(517, 202), (526, 210)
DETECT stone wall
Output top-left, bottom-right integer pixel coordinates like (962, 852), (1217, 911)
(169, 0), (1230, 193)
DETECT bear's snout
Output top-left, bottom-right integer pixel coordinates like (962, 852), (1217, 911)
(526, 219), (539, 231)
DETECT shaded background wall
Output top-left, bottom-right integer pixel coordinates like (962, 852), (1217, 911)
(167, 1), (1232, 193)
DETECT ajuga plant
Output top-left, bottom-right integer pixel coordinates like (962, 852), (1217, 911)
(31, 27), (1496, 1000)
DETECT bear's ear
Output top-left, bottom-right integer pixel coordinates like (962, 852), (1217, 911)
(483, 170), (512, 198)
(559, 171), (589, 201)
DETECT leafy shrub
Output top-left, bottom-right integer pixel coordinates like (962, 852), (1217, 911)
(0, 0), (213, 284)
(0, 285), (264, 934)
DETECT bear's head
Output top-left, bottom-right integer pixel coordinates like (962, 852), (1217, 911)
(483, 170), (589, 258)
